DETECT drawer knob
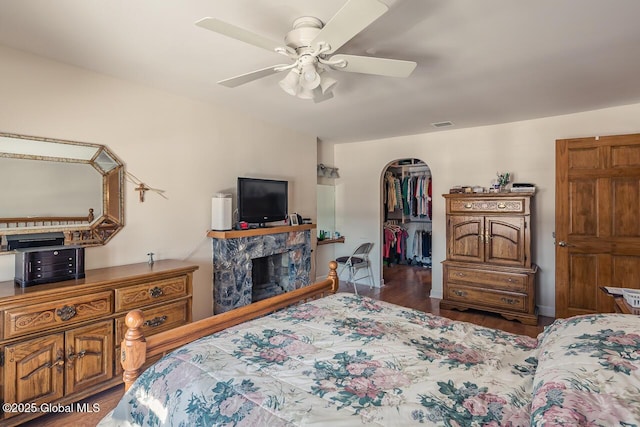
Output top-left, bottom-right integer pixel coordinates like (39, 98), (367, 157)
(464, 203), (472, 209)
(68, 349), (87, 361)
(45, 350), (65, 374)
(453, 290), (467, 297)
(497, 203), (506, 209)
(56, 305), (77, 321)
(149, 287), (164, 298)
(456, 272), (466, 277)
(144, 315), (168, 328)
(501, 297), (518, 305)
(47, 356), (65, 369)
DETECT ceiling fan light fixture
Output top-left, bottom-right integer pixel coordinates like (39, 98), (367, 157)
(300, 63), (321, 90)
(297, 85), (316, 100)
(279, 68), (301, 96)
(319, 74), (338, 94)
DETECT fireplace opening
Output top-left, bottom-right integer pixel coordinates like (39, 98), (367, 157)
(251, 254), (288, 302)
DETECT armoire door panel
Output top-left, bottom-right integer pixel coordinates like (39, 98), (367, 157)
(448, 216), (483, 262)
(486, 217), (525, 266)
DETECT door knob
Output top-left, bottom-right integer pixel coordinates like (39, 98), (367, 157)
(557, 241), (572, 247)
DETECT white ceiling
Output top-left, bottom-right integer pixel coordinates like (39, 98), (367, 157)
(1, 0), (640, 143)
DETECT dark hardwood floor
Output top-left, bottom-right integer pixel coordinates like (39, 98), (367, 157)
(26, 264), (554, 426)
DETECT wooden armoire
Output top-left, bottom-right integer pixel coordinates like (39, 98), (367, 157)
(440, 193), (538, 325)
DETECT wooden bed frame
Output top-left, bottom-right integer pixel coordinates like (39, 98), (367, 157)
(121, 261), (339, 391)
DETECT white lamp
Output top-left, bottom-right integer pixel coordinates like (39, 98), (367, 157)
(319, 74), (337, 94)
(279, 68), (301, 96)
(300, 64), (320, 90)
(297, 86), (316, 99)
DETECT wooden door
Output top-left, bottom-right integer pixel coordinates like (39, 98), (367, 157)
(556, 134), (640, 318)
(485, 216), (527, 267)
(65, 320), (113, 394)
(4, 335), (64, 416)
(448, 216), (484, 263)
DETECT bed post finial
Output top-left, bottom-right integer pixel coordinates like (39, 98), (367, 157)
(328, 260), (339, 293)
(122, 309), (147, 391)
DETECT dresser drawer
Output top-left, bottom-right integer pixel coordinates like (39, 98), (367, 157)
(4, 291), (113, 339)
(448, 198), (527, 214)
(447, 285), (527, 312)
(115, 299), (190, 343)
(446, 266), (527, 292)
(115, 276), (188, 312)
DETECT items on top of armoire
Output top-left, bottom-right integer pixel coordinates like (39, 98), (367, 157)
(448, 171), (536, 194)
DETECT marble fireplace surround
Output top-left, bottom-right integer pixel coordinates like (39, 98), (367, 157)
(209, 225), (314, 314)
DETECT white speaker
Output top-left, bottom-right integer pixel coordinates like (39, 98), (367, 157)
(211, 193), (232, 231)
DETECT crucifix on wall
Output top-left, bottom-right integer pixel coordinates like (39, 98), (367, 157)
(126, 171), (168, 203)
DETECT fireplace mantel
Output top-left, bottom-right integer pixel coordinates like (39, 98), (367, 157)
(207, 224), (315, 239)
(209, 224), (315, 313)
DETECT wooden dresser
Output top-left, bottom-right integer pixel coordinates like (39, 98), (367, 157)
(0, 259), (198, 426)
(440, 193), (538, 325)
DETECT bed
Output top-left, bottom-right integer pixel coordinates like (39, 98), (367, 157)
(100, 263), (640, 426)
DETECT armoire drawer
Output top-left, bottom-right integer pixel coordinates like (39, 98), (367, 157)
(115, 299), (190, 343)
(115, 276), (188, 311)
(446, 285), (527, 312)
(4, 291), (113, 339)
(446, 267), (527, 293)
(448, 198), (527, 214)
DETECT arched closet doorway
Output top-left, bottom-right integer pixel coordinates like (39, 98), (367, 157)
(381, 158), (433, 292)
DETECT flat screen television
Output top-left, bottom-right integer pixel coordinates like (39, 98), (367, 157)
(237, 177), (288, 225)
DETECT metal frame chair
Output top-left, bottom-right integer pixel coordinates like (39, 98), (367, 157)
(335, 242), (374, 295)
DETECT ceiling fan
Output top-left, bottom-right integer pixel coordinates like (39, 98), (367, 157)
(195, 0), (417, 102)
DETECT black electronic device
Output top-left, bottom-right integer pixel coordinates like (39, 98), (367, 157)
(237, 177), (288, 225)
(15, 245), (85, 287)
(6, 232), (65, 251)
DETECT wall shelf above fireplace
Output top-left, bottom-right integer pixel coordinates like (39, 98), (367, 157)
(207, 224), (315, 240)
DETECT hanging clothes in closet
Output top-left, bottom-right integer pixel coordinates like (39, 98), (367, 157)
(411, 229), (432, 267)
(406, 174), (432, 220)
(384, 171), (403, 214)
(383, 221), (409, 265)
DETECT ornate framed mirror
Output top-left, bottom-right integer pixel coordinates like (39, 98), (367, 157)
(0, 132), (124, 253)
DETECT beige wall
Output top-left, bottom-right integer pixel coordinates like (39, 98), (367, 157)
(0, 45), (317, 320)
(333, 103), (640, 317)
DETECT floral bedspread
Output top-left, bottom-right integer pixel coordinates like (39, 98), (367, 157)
(99, 294), (640, 426)
(101, 293), (538, 426)
(531, 313), (640, 426)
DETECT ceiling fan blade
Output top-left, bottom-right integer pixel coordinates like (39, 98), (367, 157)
(311, 0), (388, 54)
(218, 65), (286, 88)
(196, 18), (282, 53)
(330, 54), (417, 78)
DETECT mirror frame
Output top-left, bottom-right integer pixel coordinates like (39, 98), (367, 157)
(0, 132), (124, 253)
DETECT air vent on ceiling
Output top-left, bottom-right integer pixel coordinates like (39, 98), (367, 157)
(431, 121), (454, 128)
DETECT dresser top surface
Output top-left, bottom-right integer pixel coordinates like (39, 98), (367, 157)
(0, 259), (198, 301)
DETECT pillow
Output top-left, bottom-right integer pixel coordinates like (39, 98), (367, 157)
(531, 314), (640, 426)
